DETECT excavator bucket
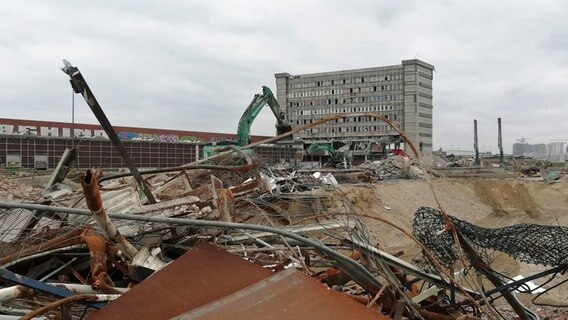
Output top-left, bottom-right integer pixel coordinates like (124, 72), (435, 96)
(276, 124), (293, 142)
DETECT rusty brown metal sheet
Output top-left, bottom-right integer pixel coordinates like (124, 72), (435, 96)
(228, 176), (263, 197)
(172, 269), (387, 320)
(89, 242), (273, 320)
(214, 188), (235, 222)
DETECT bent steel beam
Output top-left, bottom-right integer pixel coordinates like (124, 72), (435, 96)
(0, 268), (104, 309)
(60, 60), (156, 204)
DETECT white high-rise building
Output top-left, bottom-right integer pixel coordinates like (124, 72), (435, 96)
(275, 59), (434, 165)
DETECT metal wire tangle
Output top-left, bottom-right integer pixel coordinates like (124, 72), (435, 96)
(412, 206), (568, 269)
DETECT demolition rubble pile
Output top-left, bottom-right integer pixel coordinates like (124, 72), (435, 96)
(359, 155), (424, 180)
(0, 148), (565, 320)
(0, 175), (41, 201)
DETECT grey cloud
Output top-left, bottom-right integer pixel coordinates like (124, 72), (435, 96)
(0, 0), (567, 152)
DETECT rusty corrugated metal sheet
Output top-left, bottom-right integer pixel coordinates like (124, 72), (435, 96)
(172, 268), (386, 320)
(88, 242), (273, 320)
(72, 182), (142, 236)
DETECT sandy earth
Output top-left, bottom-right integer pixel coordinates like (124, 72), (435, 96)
(334, 178), (568, 308)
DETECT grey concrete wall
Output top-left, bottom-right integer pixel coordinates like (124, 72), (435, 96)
(402, 60), (434, 166)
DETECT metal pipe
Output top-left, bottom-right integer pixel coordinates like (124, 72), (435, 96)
(0, 201), (382, 295)
(50, 283), (128, 294)
(0, 267), (104, 309)
(39, 257), (78, 282)
(1, 245), (85, 268)
(20, 294), (120, 320)
(0, 282), (126, 303)
(0, 316), (45, 320)
(0, 286), (34, 302)
(0, 228), (85, 266)
(81, 169), (138, 259)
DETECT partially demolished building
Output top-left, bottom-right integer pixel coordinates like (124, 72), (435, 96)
(275, 59), (435, 165)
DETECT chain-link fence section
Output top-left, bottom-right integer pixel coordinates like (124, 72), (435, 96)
(412, 206), (568, 269)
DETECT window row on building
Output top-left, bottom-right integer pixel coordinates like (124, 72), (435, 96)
(291, 104), (399, 116)
(287, 84), (403, 98)
(293, 113), (399, 124)
(304, 124), (396, 135)
(288, 72), (403, 89)
(288, 95), (403, 108)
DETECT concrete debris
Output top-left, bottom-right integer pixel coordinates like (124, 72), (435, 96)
(0, 146), (565, 320)
(312, 172), (339, 186)
(0, 175), (41, 201)
(359, 155), (424, 180)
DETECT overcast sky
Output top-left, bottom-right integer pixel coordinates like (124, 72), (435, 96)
(1, 1), (567, 153)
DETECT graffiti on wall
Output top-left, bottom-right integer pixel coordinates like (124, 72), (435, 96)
(180, 136), (199, 142)
(117, 132), (200, 143)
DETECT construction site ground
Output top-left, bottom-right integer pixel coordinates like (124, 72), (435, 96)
(1, 168), (566, 318)
(328, 178), (568, 307)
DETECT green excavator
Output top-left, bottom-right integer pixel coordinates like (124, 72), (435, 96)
(203, 86), (292, 158)
(236, 86), (292, 146)
(305, 142), (353, 168)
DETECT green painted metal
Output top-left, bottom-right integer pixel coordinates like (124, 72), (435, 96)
(236, 86), (291, 146)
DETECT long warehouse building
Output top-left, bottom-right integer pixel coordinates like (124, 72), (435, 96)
(0, 118), (295, 170)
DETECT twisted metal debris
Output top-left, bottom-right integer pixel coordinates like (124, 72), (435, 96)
(1, 108), (566, 319)
(413, 206), (568, 268)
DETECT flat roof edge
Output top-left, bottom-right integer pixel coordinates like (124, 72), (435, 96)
(402, 59), (435, 70)
(276, 64), (404, 78)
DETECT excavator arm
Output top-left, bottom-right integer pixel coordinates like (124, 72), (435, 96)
(306, 143), (335, 156)
(236, 86), (292, 146)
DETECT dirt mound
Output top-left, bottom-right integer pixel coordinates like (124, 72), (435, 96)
(335, 178), (568, 305)
(472, 180), (539, 217)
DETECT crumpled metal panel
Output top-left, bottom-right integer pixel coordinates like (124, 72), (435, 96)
(89, 242), (273, 320)
(98, 183), (142, 213)
(72, 182), (142, 235)
(172, 268), (385, 320)
(0, 209), (34, 243)
(76, 181), (141, 214)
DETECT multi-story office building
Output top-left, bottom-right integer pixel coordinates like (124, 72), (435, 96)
(275, 59), (434, 165)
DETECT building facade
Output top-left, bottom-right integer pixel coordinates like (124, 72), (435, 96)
(0, 118), (270, 143)
(0, 119), (289, 169)
(0, 135), (296, 170)
(275, 59), (434, 165)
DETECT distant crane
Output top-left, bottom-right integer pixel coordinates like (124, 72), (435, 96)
(517, 137), (532, 144)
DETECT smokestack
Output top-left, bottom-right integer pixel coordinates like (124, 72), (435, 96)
(498, 118), (504, 165)
(474, 119), (480, 166)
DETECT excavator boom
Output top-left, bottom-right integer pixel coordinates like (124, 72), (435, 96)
(236, 86), (292, 146)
